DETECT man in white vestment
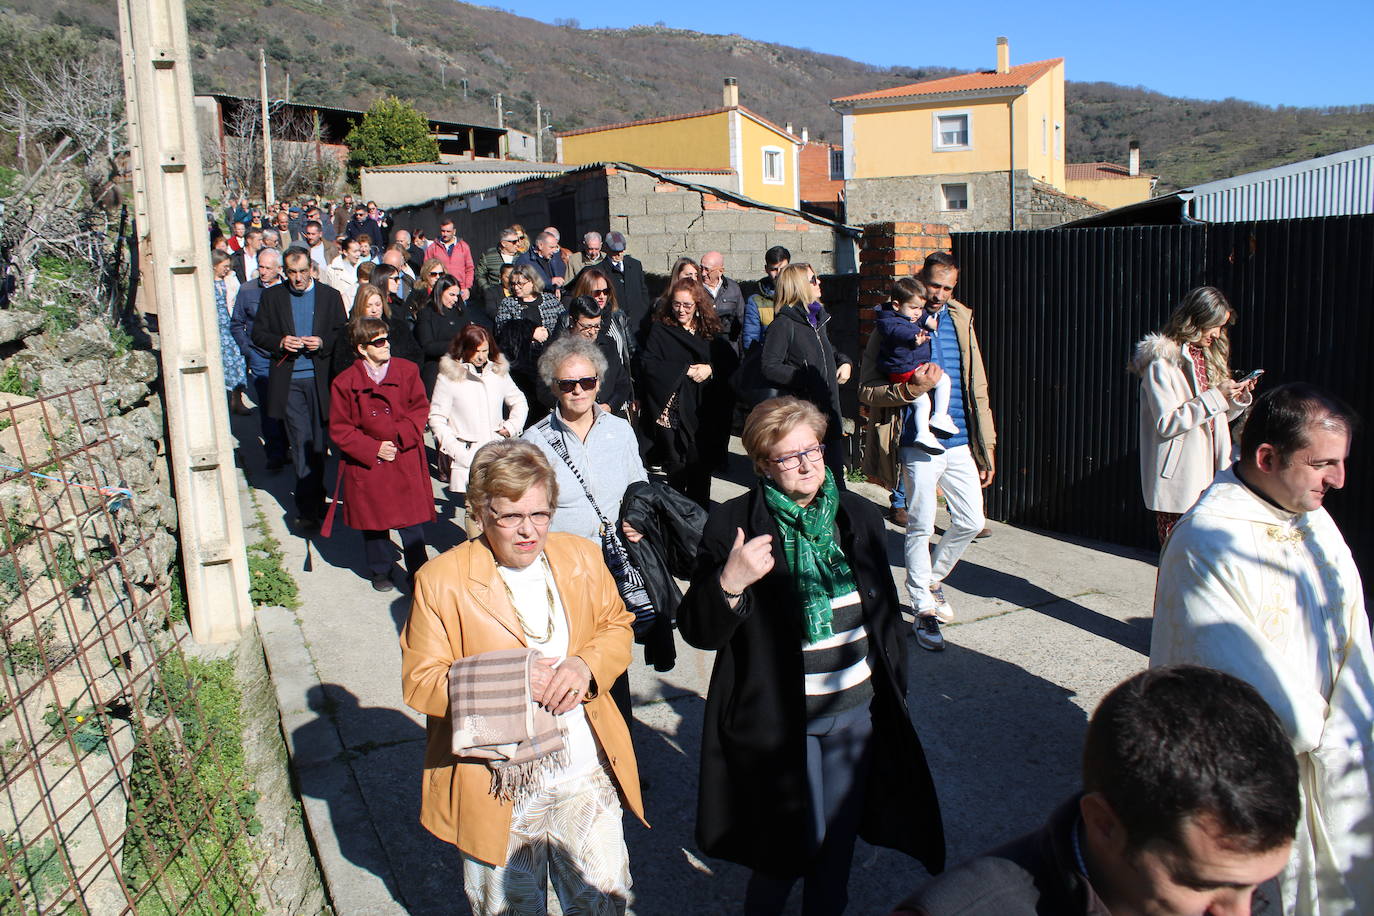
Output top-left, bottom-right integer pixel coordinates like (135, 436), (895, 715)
(1151, 382), (1374, 916)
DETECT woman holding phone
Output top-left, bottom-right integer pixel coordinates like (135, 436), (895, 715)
(1129, 286), (1257, 544)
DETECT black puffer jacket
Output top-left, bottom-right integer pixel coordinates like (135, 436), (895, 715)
(619, 480), (707, 672)
(760, 302), (852, 438)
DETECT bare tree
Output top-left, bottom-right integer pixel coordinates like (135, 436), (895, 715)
(0, 52), (125, 201)
(199, 103), (340, 201)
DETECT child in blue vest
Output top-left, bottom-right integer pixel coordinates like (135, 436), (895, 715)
(875, 278), (957, 453)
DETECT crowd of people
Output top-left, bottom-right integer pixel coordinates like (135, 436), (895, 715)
(209, 193), (1372, 916)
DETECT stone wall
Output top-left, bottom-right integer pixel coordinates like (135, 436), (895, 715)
(846, 171), (1103, 232)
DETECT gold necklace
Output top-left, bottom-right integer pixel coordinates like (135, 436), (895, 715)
(498, 556), (557, 644)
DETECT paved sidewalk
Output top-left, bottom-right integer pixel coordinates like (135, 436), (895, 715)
(233, 416), (1158, 915)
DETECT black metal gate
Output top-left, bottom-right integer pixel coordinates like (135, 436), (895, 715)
(951, 215), (1374, 570)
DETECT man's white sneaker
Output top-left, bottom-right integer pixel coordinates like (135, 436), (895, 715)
(915, 431), (946, 455)
(928, 584), (955, 623)
(929, 413), (958, 439)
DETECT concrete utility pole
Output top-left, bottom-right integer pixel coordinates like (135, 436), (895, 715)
(535, 100), (542, 162)
(495, 93), (504, 129)
(116, 0), (253, 643)
(259, 49), (276, 205)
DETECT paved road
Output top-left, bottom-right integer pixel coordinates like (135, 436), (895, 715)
(235, 416), (1157, 915)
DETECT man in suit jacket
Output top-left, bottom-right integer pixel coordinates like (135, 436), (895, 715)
(251, 248), (346, 527)
(599, 231), (651, 339)
(230, 228), (264, 283)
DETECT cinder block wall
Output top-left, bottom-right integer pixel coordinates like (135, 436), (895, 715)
(607, 170), (851, 282)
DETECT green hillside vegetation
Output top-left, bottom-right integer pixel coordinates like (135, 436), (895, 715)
(5, 1), (1372, 192)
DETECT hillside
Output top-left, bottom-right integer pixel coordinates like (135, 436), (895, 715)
(9, 0), (1374, 192)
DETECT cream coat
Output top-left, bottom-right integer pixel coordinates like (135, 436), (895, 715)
(326, 255), (360, 307)
(1129, 334), (1250, 513)
(427, 354), (528, 493)
(400, 532), (645, 866)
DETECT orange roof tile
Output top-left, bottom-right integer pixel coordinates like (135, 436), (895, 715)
(1066, 162), (1155, 181)
(832, 58), (1062, 104)
(555, 106), (798, 142)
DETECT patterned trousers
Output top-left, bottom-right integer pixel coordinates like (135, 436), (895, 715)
(462, 767), (631, 916)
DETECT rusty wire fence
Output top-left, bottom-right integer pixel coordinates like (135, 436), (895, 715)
(0, 384), (268, 914)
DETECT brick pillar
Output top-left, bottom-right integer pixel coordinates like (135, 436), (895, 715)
(857, 221), (953, 352)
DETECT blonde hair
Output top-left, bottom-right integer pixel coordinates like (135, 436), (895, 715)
(350, 284), (389, 320)
(465, 439), (559, 523)
(418, 257), (445, 291)
(1161, 286), (1234, 387)
(742, 396), (828, 477)
(774, 263), (817, 310)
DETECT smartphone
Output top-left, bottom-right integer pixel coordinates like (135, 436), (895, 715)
(1239, 369), (1265, 384)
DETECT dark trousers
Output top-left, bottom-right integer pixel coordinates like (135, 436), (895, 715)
(362, 525), (428, 579)
(744, 704), (874, 916)
(284, 377), (327, 520)
(667, 461), (712, 510)
(250, 371), (288, 463)
(824, 433), (848, 488)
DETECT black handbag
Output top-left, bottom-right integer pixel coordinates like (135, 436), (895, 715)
(536, 417), (657, 635)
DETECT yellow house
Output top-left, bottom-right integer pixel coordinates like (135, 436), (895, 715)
(833, 39), (1065, 192)
(555, 80), (801, 210)
(1064, 145), (1157, 209)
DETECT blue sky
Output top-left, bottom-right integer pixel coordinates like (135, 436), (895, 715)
(506, 0), (1373, 108)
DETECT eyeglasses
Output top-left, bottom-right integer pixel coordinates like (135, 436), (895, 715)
(808, 276), (821, 286)
(574, 322), (602, 334)
(428, 270), (444, 277)
(769, 444), (825, 470)
(366, 337), (390, 348)
(488, 510), (553, 528)
(589, 287), (610, 297)
(556, 376), (597, 393)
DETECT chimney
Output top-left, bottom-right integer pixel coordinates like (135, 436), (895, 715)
(785, 121), (793, 135)
(801, 127), (809, 143)
(723, 78), (739, 108)
(996, 36), (1010, 74)
(1128, 140), (1141, 177)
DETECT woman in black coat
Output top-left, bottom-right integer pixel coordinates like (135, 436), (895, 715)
(760, 263), (853, 482)
(637, 278), (732, 507)
(413, 274), (490, 398)
(332, 284), (421, 378)
(677, 397), (944, 916)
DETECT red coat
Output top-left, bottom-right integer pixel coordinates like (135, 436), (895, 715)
(423, 239), (475, 292)
(328, 358), (436, 532)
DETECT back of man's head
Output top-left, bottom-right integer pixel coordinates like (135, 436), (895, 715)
(1239, 382), (1358, 470)
(1083, 665), (1298, 855)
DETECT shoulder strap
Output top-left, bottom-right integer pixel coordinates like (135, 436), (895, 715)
(536, 417), (611, 529)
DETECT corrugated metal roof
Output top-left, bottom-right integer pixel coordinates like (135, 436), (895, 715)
(832, 59), (1061, 104)
(1187, 144), (1374, 221)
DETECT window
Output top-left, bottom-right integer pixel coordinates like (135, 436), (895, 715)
(933, 112), (971, 150)
(941, 183), (968, 211)
(762, 146), (785, 184)
(829, 148), (845, 181)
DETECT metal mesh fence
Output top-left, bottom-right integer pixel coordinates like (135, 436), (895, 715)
(0, 384), (268, 914)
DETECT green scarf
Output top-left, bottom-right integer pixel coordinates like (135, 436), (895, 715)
(762, 468), (859, 644)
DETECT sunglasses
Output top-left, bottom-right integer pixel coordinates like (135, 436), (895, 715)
(366, 337), (390, 348)
(556, 376), (597, 393)
(428, 271), (444, 277)
(808, 276), (821, 286)
(589, 287), (610, 297)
